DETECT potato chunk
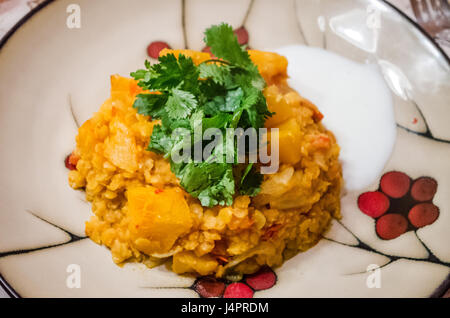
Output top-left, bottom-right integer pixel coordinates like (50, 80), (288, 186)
(272, 118), (303, 165)
(264, 85), (302, 128)
(104, 117), (139, 172)
(110, 75), (142, 105)
(248, 50), (288, 84)
(172, 251), (219, 276)
(127, 187), (193, 254)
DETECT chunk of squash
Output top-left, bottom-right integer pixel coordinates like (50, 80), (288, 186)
(172, 251), (219, 276)
(264, 85), (302, 128)
(248, 50), (288, 84)
(104, 117), (139, 172)
(110, 75), (142, 107)
(127, 186), (193, 255)
(271, 118), (303, 165)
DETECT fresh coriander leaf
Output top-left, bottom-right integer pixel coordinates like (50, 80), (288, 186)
(204, 23), (253, 70)
(147, 54), (183, 89)
(141, 54), (199, 92)
(177, 54), (201, 93)
(130, 69), (148, 80)
(202, 95), (226, 116)
(160, 114), (190, 131)
(179, 162), (234, 206)
(202, 113), (232, 131)
(240, 163), (254, 183)
(131, 23), (273, 207)
(197, 167), (235, 206)
(166, 88), (197, 119)
(202, 88), (243, 115)
(198, 63), (232, 86)
(189, 109), (205, 131)
(224, 87), (244, 111)
(133, 93), (168, 118)
(230, 109), (244, 129)
(147, 125), (173, 155)
(130, 60), (156, 83)
(185, 163), (235, 206)
(239, 164), (263, 196)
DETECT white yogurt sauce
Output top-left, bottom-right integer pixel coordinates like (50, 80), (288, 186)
(273, 45), (396, 192)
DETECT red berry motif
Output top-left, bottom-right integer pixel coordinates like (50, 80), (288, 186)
(376, 214), (408, 240)
(192, 267), (277, 298)
(245, 267), (276, 291)
(65, 152), (79, 170)
(380, 171), (411, 198)
(223, 283), (254, 298)
(193, 277), (226, 298)
(357, 170), (440, 240)
(409, 203), (439, 228)
(358, 191), (390, 218)
(411, 177), (437, 202)
(234, 26), (249, 45)
(147, 41), (171, 59)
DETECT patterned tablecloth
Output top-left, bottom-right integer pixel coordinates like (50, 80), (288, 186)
(0, 0), (448, 298)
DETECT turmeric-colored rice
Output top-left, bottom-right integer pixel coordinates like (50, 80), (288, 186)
(68, 49), (342, 277)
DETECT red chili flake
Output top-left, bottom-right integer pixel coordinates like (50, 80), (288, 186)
(147, 41), (171, 59)
(193, 277), (226, 298)
(410, 177), (437, 202)
(357, 191), (390, 218)
(261, 224), (282, 241)
(245, 267), (276, 291)
(155, 189), (164, 194)
(312, 110), (324, 122)
(65, 152), (79, 170)
(69, 153), (79, 166)
(312, 134), (331, 149)
(214, 255), (229, 265)
(376, 214), (408, 240)
(234, 26), (249, 45)
(412, 117), (418, 124)
(223, 282), (254, 298)
(380, 171), (411, 199)
(408, 203), (439, 228)
(135, 225), (140, 229)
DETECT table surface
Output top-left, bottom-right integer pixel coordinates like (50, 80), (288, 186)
(0, 0), (448, 298)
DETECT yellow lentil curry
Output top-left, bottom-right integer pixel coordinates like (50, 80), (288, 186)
(68, 49), (342, 277)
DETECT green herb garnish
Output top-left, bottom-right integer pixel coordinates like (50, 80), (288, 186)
(131, 23), (271, 207)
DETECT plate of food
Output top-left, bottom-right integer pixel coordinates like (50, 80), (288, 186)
(0, 0), (448, 298)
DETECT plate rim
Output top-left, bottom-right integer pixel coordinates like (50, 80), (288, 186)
(0, 0), (448, 298)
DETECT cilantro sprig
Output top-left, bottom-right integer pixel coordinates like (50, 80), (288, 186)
(131, 23), (271, 207)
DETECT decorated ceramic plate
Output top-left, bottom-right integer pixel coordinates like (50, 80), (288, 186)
(0, 0), (449, 298)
